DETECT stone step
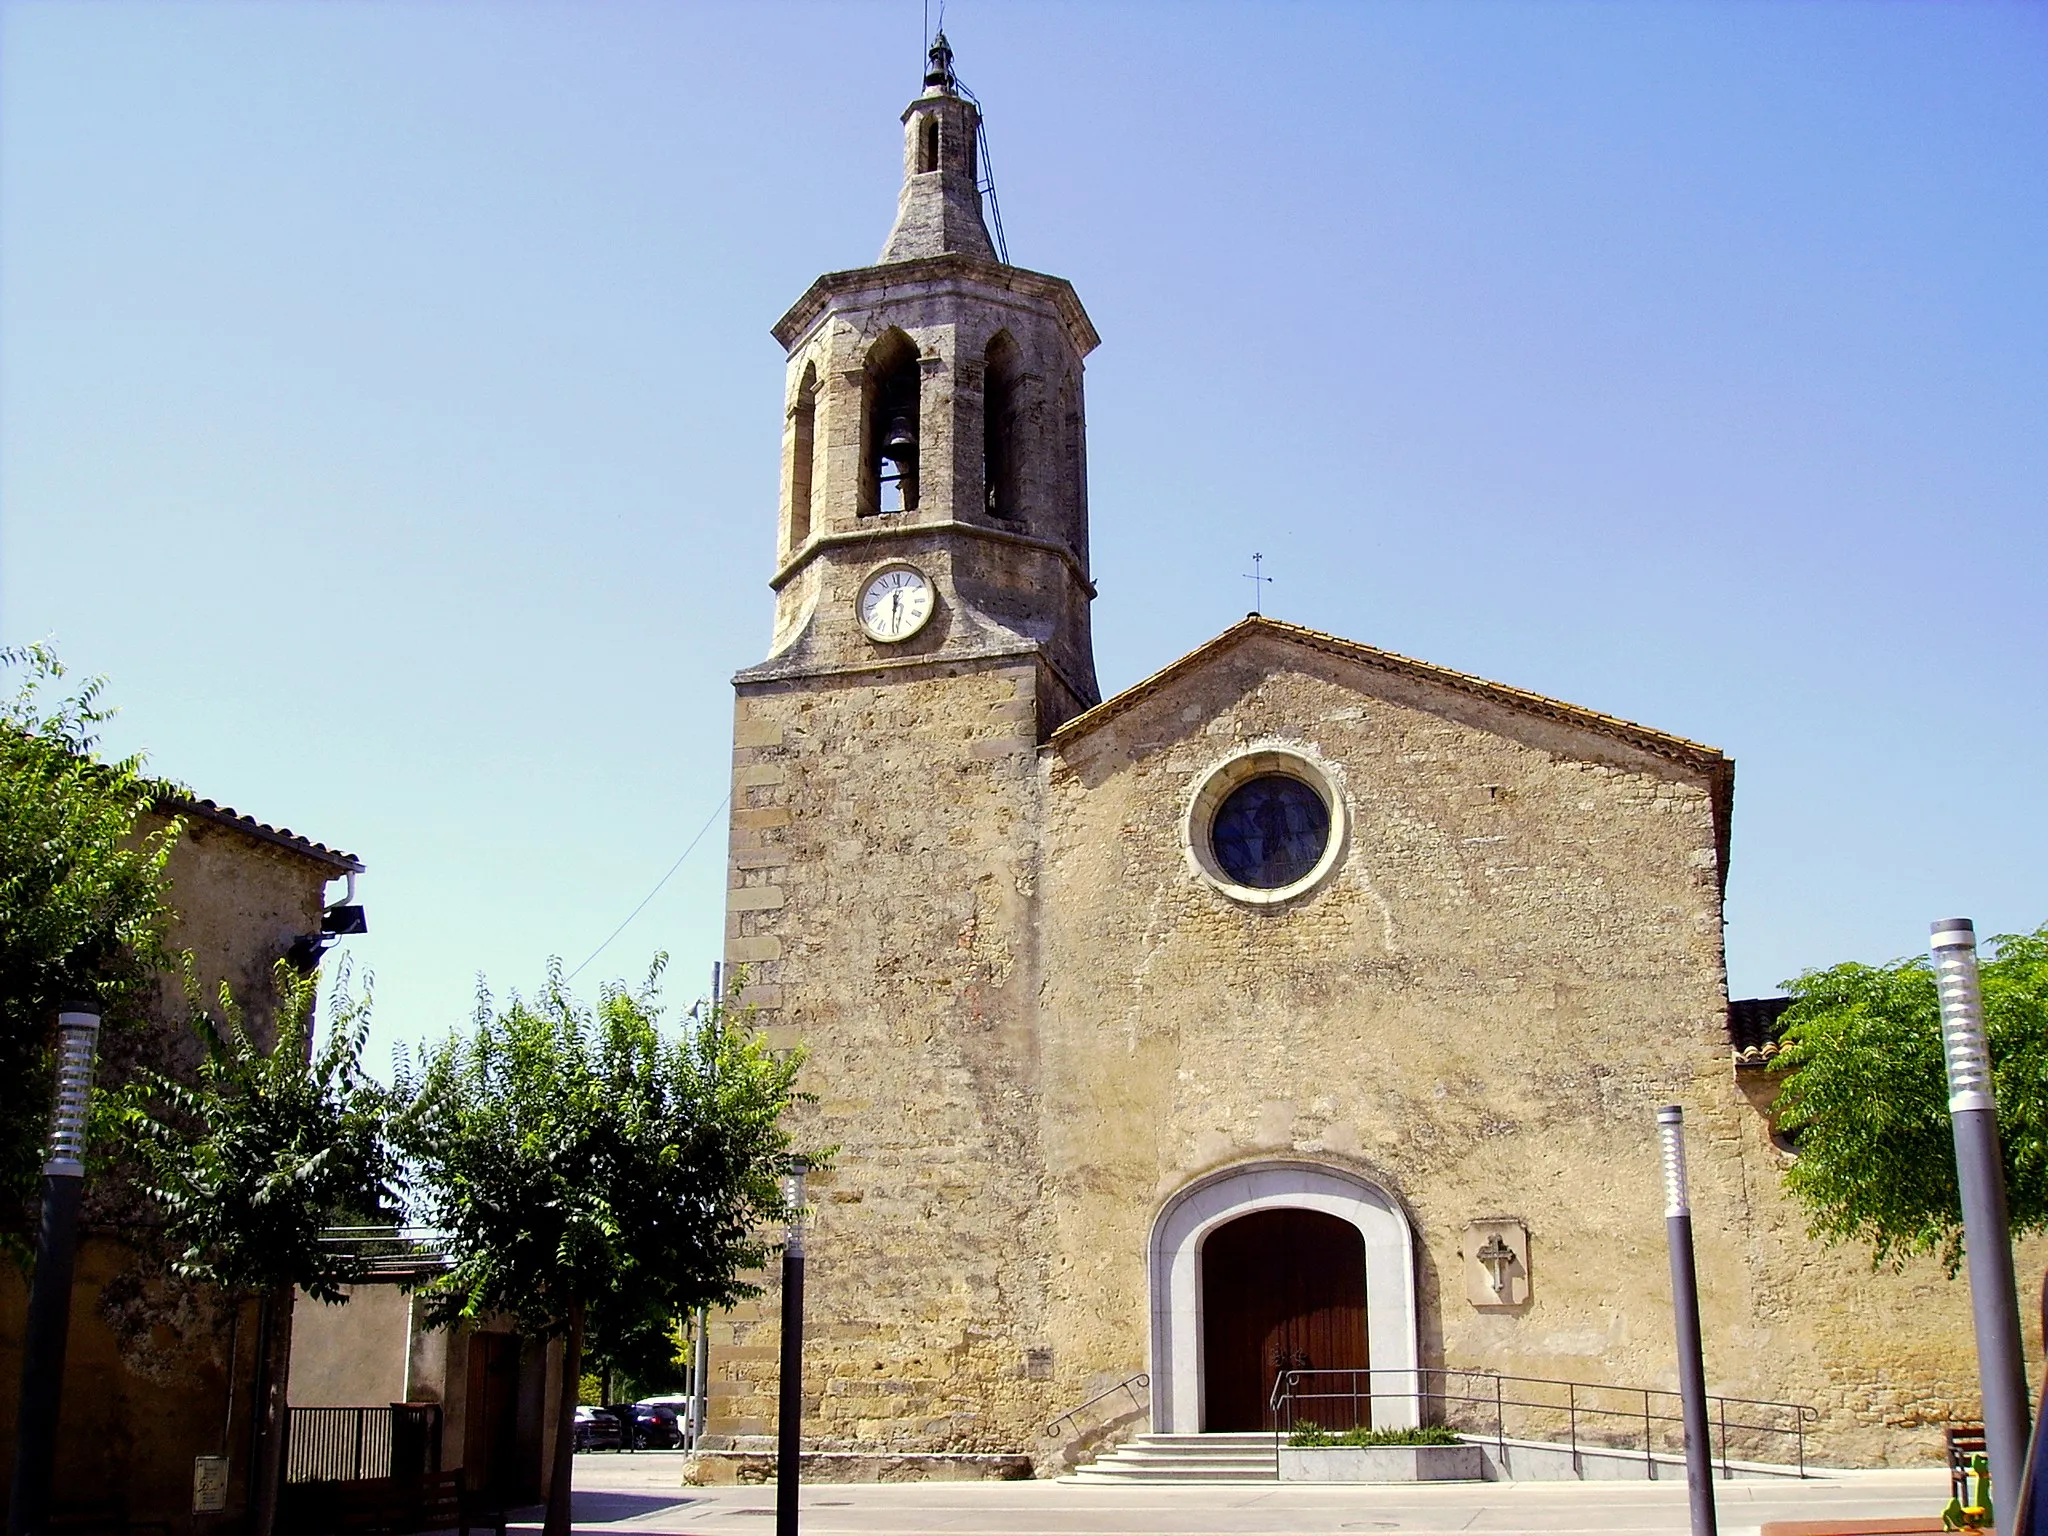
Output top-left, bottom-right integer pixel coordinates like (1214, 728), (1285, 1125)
(1094, 1457), (1278, 1472)
(1070, 1464), (1279, 1484)
(1065, 1430), (1281, 1485)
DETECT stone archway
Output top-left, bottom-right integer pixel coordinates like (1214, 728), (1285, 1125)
(1148, 1161), (1419, 1434)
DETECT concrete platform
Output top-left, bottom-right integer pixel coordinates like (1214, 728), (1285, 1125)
(557, 1454), (1951, 1534)
(680, 1448), (1030, 1483)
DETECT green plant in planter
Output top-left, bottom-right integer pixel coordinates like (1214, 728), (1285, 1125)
(1286, 1424), (1463, 1448)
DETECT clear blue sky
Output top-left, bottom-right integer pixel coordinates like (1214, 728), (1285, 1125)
(4, 1), (2043, 1072)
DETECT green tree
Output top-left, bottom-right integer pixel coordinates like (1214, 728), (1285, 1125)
(399, 961), (807, 1536)
(0, 644), (179, 1232)
(1773, 924), (2048, 1272)
(117, 961), (406, 1536)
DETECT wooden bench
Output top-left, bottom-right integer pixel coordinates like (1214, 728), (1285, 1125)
(280, 1472), (507, 1536)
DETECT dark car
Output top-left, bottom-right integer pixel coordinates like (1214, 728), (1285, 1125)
(573, 1406), (621, 1452)
(608, 1402), (683, 1450)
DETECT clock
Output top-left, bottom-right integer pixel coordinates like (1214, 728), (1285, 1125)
(857, 563), (935, 643)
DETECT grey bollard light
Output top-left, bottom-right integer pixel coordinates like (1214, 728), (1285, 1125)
(1931, 919), (2031, 1517)
(1659, 1104), (1718, 1536)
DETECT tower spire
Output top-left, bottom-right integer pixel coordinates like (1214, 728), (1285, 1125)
(924, 30), (956, 93)
(879, 32), (995, 263)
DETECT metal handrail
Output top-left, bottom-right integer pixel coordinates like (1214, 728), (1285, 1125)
(1048, 1373), (1151, 1439)
(1268, 1366), (1818, 1478)
(316, 1225), (448, 1250)
(316, 1225), (452, 1277)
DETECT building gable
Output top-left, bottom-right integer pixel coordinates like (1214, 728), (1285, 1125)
(1050, 615), (1733, 882)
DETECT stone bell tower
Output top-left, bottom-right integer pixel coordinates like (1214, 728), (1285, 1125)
(743, 30), (1101, 726)
(711, 37), (1100, 1457)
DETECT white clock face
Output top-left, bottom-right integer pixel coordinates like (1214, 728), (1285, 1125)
(858, 565), (935, 643)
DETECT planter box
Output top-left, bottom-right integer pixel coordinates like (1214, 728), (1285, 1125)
(1279, 1443), (1486, 1483)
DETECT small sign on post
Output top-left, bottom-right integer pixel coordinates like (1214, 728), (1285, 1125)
(192, 1455), (229, 1514)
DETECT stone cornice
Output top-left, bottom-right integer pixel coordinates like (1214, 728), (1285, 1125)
(768, 518), (1097, 598)
(771, 254), (1100, 358)
(734, 639), (1096, 719)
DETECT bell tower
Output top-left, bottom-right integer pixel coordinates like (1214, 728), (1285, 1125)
(712, 39), (1097, 1458)
(740, 31), (1101, 726)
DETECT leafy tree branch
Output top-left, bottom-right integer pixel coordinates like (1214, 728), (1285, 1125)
(0, 643), (180, 1241)
(1773, 924), (2048, 1273)
(398, 958), (811, 1536)
(114, 960), (407, 1534)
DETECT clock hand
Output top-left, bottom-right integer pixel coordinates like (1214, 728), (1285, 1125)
(890, 591), (902, 626)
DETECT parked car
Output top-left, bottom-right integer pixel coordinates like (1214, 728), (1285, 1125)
(607, 1402), (683, 1450)
(635, 1394), (693, 1429)
(573, 1406), (621, 1452)
(637, 1403), (685, 1449)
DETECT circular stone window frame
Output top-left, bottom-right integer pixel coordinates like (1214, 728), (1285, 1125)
(1182, 740), (1349, 906)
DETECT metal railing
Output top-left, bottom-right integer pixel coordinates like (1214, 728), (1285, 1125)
(285, 1405), (442, 1485)
(315, 1225), (451, 1279)
(1269, 1366), (1818, 1478)
(1048, 1373), (1150, 1440)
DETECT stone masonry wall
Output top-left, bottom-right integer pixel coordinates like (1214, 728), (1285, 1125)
(711, 613), (2041, 1473)
(714, 658), (1065, 1452)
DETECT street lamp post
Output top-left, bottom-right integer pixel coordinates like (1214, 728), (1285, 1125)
(1931, 919), (2030, 1516)
(776, 1158), (808, 1536)
(8, 1003), (104, 1536)
(1658, 1104), (1718, 1536)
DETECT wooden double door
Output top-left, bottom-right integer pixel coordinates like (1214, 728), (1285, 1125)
(1200, 1208), (1368, 1431)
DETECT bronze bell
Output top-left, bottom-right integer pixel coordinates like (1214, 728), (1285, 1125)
(881, 413), (917, 466)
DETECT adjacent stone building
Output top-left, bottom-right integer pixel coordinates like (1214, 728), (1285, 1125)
(707, 38), (2032, 1474)
(0, 796), (362, 1528)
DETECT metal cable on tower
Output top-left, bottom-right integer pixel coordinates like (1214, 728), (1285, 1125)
(945, 66), (1011, 265)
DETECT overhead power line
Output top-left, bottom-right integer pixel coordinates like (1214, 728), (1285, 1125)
(565, 791), (731, 983)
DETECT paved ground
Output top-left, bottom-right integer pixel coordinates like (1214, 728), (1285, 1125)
(512, 1452), (1952, 1535)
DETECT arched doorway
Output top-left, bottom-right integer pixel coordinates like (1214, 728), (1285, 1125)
(1200, 1208), (1367, 1431)
(1148, 1161), (1418, 1434)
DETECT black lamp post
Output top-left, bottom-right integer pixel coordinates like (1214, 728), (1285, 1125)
(9, 1003), (104, 1536)
(776, 1158), (808, 1536)
(1658, 1104), (1718, 1536)
(1931, 919), (2030, 1516)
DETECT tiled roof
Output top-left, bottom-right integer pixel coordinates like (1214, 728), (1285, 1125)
(163, 795), (364, 874)
(1728, 996), (1796, 1071)
(3, 724), (365, 874)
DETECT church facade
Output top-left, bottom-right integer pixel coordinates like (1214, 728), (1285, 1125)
(708, 41), (2020, 1473)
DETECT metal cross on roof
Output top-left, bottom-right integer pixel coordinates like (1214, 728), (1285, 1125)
(1243, 552), (1273, 615)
